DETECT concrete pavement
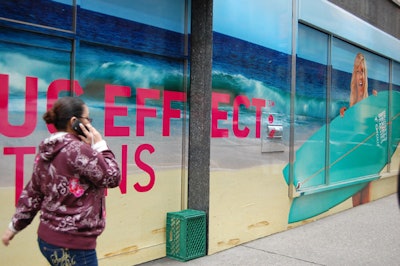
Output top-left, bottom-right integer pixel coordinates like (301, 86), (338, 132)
(139, 194), (400, 266)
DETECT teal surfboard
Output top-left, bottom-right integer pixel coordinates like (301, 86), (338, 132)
(283, 90), (400, 223)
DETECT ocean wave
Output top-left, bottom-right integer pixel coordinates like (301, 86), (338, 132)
(77, 59), (184, 98)
(0, 51), (67, 95)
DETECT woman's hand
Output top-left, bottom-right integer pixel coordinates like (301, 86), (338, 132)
(340, 106), (347, 117)
(2, 228), (15, 246)
(79, 123), (103, 145)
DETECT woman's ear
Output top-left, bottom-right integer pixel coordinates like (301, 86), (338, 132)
(68, 117), (78, 129)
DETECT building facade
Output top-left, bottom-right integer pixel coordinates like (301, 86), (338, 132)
(0, 0), (399, 264)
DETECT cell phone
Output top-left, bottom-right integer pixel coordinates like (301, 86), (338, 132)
(72, 120), (89, 136)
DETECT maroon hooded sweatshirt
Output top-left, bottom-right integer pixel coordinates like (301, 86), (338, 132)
(10, 132), (121, 249)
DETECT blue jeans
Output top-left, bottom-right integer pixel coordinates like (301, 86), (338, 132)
(38, 238), (98, 266)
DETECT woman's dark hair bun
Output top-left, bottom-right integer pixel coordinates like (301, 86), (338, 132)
(42, 97), (85, 131)
(43, 109), (56, 124)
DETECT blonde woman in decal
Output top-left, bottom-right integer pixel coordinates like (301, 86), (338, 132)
(340, 53), (377, 206)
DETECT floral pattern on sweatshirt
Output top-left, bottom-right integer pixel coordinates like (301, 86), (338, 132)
(10, 132), (121, 249)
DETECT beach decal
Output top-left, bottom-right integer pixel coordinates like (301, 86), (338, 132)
(283, 90), (400, 223)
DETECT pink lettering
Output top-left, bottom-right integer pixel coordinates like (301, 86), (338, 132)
(136, 88), (160, 136)
(118, 144), (128, 194)
(0, 74), (38, 137)
(133, 144), (155, 192)
(233, 95), (250, 138)
(252, 98), (266, 138)
(162, 91), (186, 136)
(211, 92), (230, 138)
(4, 146), (36, 205)
(104, 84), (131, 136)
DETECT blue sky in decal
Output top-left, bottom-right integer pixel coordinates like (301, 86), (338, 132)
(331, 42), (390, 83)
(55, 0), (187, 33)
(213, 0), (292, 54)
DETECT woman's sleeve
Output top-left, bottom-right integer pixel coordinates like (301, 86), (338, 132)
(11, 171), (44, 232)
(79, 141), (121, 188)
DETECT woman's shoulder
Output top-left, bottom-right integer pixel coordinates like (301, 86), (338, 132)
(60, 134), (92, 153)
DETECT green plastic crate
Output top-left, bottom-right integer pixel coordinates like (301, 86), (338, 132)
(166, 209), (206, 261)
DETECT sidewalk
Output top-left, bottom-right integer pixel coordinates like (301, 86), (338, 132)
(139, 194), (400, 266)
